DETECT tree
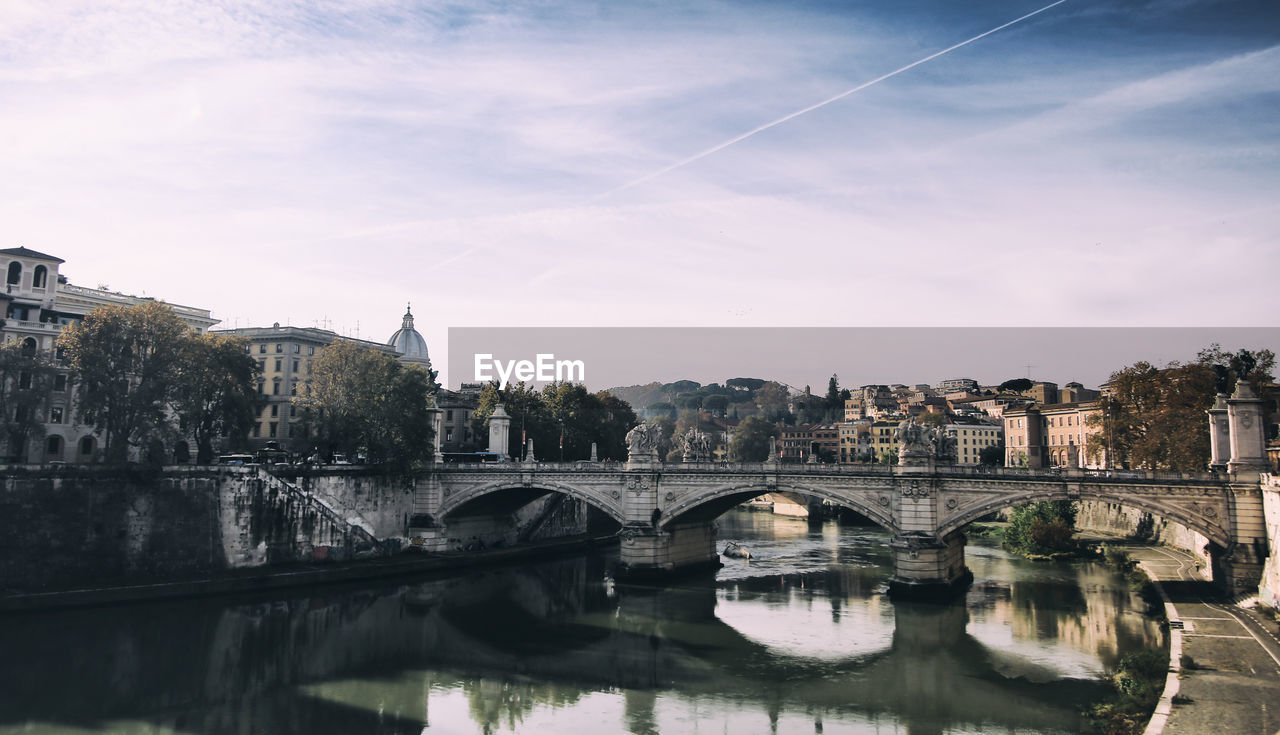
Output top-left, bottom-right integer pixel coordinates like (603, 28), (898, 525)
(0, 341), (58, 461)
(729, 416), (778, 461)
(726, 377), (765, 392)
(998, 378), (1034, 393)
(293, 340), (435, 468)
(978, 443), (1004, 467)
(172, 334), (262, 464)
(1087, 345), (1275, 471)
(58, 301), (191, 462)
(825, 374), (842, 413)
(1004, 501), (1077, 556)
(471, 381), (636, 461)
(754, 381), (790, 421)
(703, 395), (729, 416)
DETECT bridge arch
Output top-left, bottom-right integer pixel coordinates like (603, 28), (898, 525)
(936, 487), (1231, 549)
(659, 481), (898, 534)
(437, 479), (626, 526)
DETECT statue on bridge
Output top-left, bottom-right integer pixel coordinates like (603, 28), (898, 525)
(931, 427), (957, 463)
(896, 419), (932, 464)
(855, 433), (876, 462)
(680, 428), (714, 463)
(626, 422), (663, 461)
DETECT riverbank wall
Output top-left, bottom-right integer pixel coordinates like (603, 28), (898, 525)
(0, 466), (591, 597)
(1259, 474), (1280, 607)
(1075, 499), (1213, 570)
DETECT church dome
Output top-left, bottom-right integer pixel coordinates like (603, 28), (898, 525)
(388, 304), (430, 363)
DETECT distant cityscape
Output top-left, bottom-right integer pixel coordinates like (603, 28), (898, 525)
(4, 245), (1276, 473)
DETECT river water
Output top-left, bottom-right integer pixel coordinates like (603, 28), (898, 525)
(0, 510), (1163, 735)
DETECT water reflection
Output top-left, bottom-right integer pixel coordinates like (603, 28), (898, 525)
(0, 511), (1162, 735)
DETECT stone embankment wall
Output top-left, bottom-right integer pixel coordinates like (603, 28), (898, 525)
(0, 466), (594, 594)
(1075, 499), (1213, 569)
(1259, 474), (1280, 606)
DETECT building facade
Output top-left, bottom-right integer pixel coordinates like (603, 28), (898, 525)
(1003, 402), (1105, 469)
(0, 247), (217, 464)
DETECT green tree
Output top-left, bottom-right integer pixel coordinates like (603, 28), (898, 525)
(1088, 346), (1274, 471)
(293, 340), (435, 468)
(172, 334), (262, 464)
(825, 374), (842, 415)
(1004, 501), (1077, 556)
(754, 381), (789, 421)
(0, 341), (58, 461)
(58, 301), (191, 462)
(998, 378), (1034, 393)
(703, 394), (729, 416)
(730, 416), (778, 461)
(978, 443), (1004, 467)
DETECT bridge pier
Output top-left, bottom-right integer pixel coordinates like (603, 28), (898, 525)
(889, 531), (973, 599)
(616, 520), (721, 580)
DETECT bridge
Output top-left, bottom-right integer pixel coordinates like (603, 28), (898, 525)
(408, 382), (1272, 598)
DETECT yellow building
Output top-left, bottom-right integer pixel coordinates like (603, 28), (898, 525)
(944, 424), (1004, 465)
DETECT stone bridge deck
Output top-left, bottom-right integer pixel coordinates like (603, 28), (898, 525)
(409, 459), (1265, 598)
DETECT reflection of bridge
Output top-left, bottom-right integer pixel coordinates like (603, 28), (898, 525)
(0, 556), (1112, 734)
(413, 460), (1266, 595)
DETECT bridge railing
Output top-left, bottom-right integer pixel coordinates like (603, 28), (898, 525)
(435, 461), (1225, 483)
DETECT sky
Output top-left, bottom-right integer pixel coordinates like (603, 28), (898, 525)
(3, 0), (1278, 387)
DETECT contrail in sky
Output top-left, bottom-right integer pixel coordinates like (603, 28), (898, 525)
(597, 0), (1070, 199)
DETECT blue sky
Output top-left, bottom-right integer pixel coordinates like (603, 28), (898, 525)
(2, 1), (1277, 385)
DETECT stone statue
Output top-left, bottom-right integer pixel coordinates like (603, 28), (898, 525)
(626, 422), (662, 459)
(1211, 363), (1232, 395)
(680, 428), (713, 463)
(896, 418), (932, 463)
(1237, 350), (1257, 380)
(931, 427), (957, 463)
(856, 434), (875, 462)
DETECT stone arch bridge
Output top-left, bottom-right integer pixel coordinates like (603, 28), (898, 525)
(411, 458), (1266, 597)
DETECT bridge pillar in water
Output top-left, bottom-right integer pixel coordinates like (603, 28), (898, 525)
(890, 468), (972, 598)
(617, 461), (720, 578)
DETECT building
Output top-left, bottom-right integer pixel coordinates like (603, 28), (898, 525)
(1003, 401), (1105, 469)
(777, 423), (839, 462)
(214, 323), (399, 453)
(0, 247), (217, 463)
(945, 424), (1004, 466)
(939, 377), (979, 393)
(1022, 381), (1060, 405)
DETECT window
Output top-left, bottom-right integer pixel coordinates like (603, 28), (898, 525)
(252, 423), (261, 437)
(270, 405), (279, 417)
(6, 262), (20, 285)
(79, 437), (94, 456)
(53, 374), (66, 392)
(259, 344), (267, 354)
(289, 382), (297, 396)
(308, 346), (315, 355)
(272, 382), (280, 395)
(292, 360), (299, 372)
(46, 435), (61, 456)
(274, 358), (282, 372)
(50, 407), (63, 424)
(446, 410), (453, 420)
(446, 428), (453, 442)
(258, 359), (265, 371)
(293, 344), (300, 353)
(21, 337), (36, 356)
(269, 422), (277, 437)
(275, 344), (283, 353)
(32, 265), (47, 289)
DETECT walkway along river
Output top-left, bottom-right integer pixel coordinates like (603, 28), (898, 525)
(0, 510), (1164, 735)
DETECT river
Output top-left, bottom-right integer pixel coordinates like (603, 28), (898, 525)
(0, 510), (1163, 735)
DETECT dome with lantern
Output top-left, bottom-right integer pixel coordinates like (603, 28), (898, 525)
(387, 304), (432, 369)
